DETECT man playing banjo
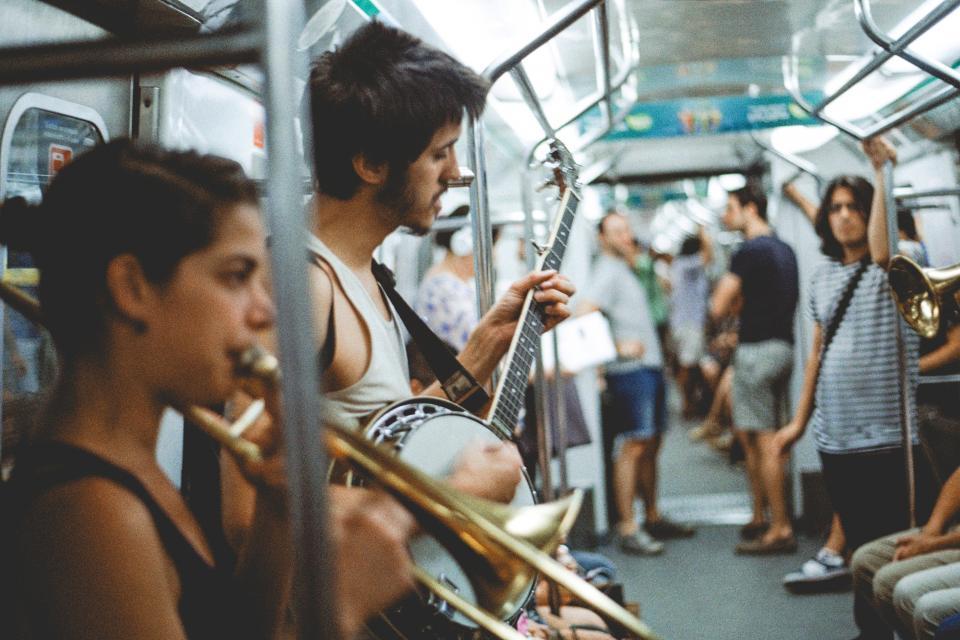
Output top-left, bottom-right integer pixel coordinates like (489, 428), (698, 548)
(305, 21), (576, 500)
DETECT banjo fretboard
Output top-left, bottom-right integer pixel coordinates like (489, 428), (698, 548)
(488, 187), (580, 437)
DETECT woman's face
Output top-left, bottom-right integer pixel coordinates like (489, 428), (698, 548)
(146, 202), (274, 406)
(827, 186), (868, 250)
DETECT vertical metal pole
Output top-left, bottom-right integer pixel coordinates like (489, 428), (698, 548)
(884, 159), (917, 528)
(261, 1), (338, 638)
(593, 2), (613, 129)
(523, 169), (562, 616)
(550, 330), (569, 494)
(467, 116), (497, 318)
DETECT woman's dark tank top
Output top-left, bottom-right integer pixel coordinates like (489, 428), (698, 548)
(3, 442), (248, 639)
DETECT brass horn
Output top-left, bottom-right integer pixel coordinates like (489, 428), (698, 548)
(0, 282), (659, 640)
(889, 255), (960, 338)
(238, 345), (661, 640)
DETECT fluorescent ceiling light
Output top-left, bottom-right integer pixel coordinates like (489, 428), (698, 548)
(770, 124), (838, 154)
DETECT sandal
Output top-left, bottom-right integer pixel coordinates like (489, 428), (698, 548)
(735, 535), (798, 555)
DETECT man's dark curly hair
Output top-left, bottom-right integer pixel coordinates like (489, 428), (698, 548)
(307, 21), (490, 200)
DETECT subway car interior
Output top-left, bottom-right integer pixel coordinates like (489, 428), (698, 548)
(2, 1), (960, 639)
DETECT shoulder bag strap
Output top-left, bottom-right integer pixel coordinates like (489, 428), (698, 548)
(820, 256), (871, 359)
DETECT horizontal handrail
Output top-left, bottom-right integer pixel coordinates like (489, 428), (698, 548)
(0, 27), (261, 85)
(749, 131), (824, 183)
(482, 0), (604, 83)
(895, 187), (960, 200)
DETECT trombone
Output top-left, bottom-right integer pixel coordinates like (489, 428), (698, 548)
(0, 281), (660, 640)
(889, 254), (960, 338)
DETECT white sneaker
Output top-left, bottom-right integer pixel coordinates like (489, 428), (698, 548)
(783, 548), (850, 586)
(618, 530), (665, 556)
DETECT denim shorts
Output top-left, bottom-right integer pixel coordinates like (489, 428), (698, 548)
(605, 367), (666, 452)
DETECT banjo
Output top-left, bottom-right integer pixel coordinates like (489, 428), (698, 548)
(358, 142), (580, 639)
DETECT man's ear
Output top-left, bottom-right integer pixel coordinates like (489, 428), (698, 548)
(352, 153), (388, 187)
(105, 254), (153, 332)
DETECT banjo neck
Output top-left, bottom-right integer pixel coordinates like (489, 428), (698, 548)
(487, 186), (580, 438)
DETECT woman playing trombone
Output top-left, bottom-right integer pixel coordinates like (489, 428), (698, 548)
(0, 139), (416, 640)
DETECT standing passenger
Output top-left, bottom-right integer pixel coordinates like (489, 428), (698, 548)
(581, 211), (694, 555)
(711, 183), (799, 555)
(670, 228), (712, 419)
(776, 137), (938, 639)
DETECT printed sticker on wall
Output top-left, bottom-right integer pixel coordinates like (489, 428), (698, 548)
(48, 144), (73, 177)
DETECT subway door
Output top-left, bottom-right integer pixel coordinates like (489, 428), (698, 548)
(136, 70), (267, 505)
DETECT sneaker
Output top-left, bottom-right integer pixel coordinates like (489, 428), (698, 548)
(783, 548), (851, 591)
(617, 530), (665, 556)
(644, 517), (696, 540)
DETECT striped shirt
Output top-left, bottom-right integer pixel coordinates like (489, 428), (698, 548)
(809, 261), (919, 454)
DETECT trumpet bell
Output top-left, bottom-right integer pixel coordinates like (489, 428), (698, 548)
(889, 255), (960, 339)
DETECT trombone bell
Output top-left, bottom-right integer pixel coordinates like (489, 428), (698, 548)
(889, 255), (960, 339)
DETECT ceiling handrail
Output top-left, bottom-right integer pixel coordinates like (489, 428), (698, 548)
(749, 131), (824, 184)
(0, 27), (261, 85)
(894, 187), (960, 201)
(468, 0), (610, 319)
(855, 0), (960, 91)
(782, 0), (960, 141)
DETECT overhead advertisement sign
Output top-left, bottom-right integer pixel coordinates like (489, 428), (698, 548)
(601, 93), (824, 140)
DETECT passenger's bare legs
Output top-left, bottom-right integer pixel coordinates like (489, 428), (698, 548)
(635, 434), (662, 522)
(736, 428), (767, 527)
(695, 366), (732, 440)
(614, 440), (645, 535)
(758, 430), (793, 542)
(824, 513), (847, 556)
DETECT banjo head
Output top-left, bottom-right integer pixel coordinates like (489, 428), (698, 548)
(363, 396), (537, 632)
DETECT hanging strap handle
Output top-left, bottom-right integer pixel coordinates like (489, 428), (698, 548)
(371, 260), (490, 413)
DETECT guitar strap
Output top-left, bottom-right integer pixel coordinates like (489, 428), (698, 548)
(371, 260), (490, 413)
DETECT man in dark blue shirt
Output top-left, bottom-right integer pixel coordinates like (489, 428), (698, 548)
(711, 182), (799, 555)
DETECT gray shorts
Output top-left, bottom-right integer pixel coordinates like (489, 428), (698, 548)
(732, 339), (793, 430)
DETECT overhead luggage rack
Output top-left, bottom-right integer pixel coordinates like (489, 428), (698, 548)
(0, 2), (336, 637)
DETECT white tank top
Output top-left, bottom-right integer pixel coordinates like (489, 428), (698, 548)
(308, 233), (410, 431)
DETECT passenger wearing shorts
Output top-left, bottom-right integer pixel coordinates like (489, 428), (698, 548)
(582, 211), (694, 556)
(710, 183), (799, 554)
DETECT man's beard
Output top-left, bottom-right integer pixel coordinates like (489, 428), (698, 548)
(375, 170), (435, 236)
